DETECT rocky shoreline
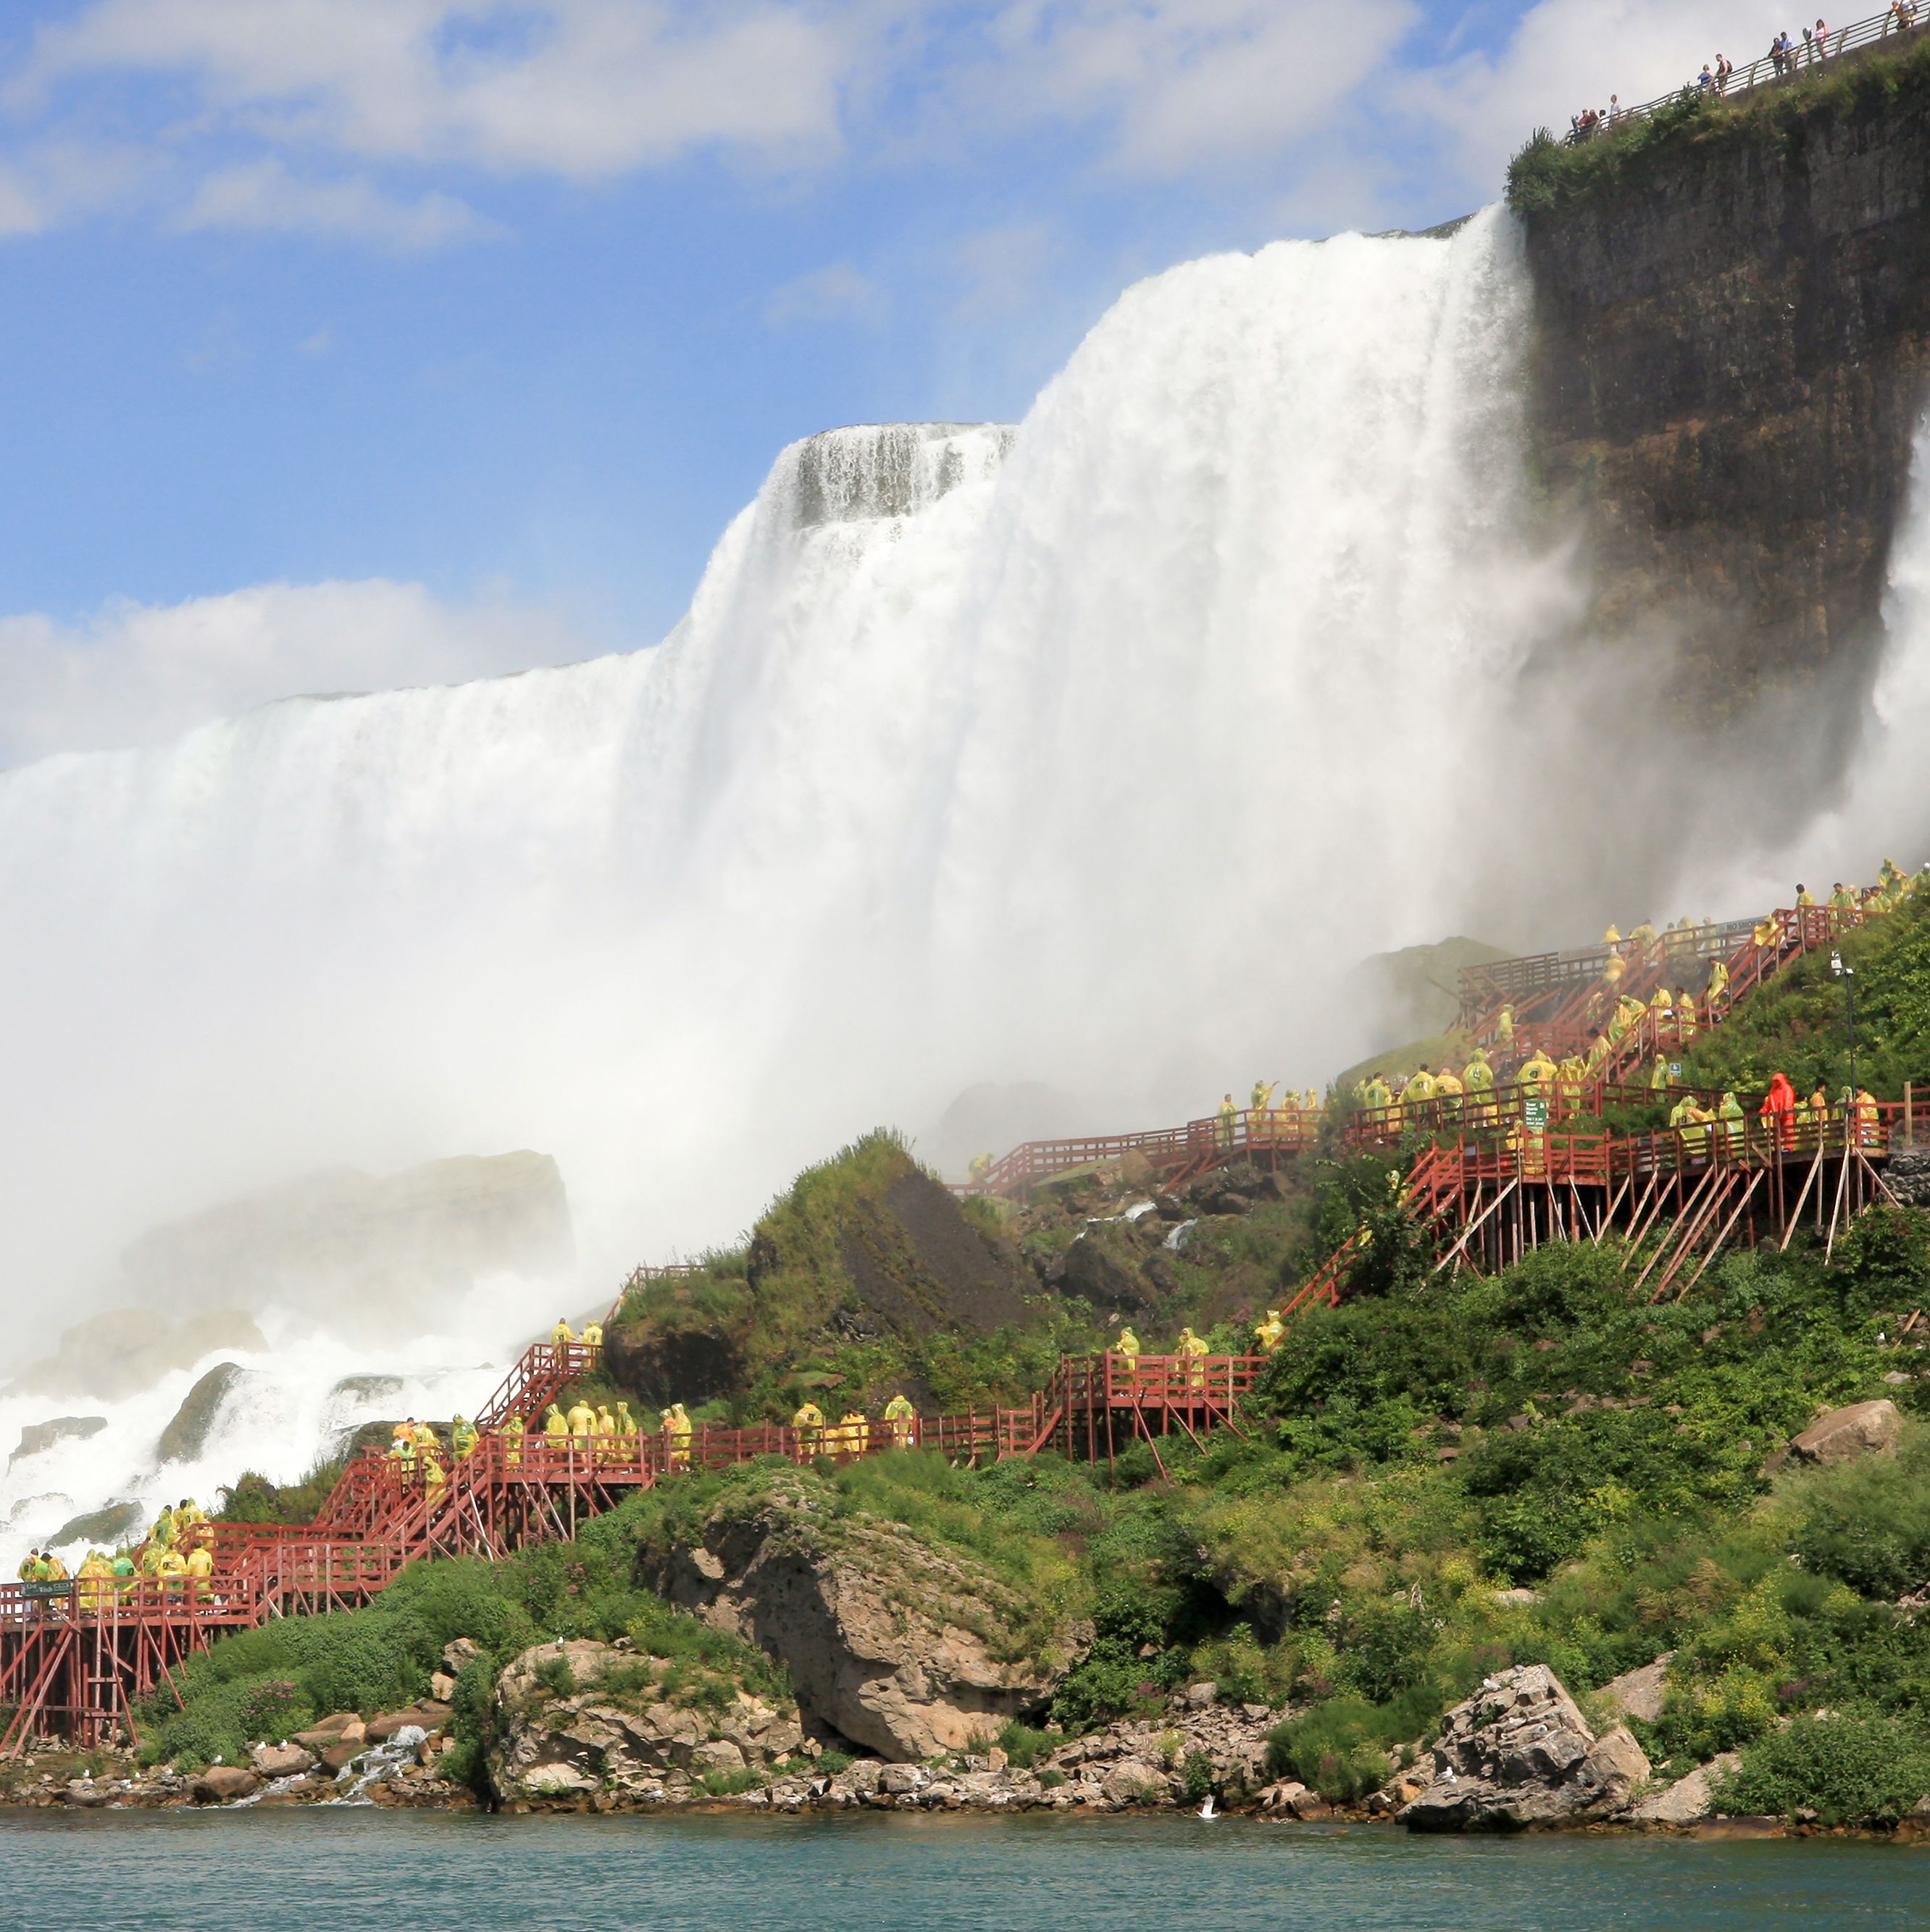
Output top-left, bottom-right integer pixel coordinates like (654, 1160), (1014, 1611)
(8, 1662), (1926, 1841)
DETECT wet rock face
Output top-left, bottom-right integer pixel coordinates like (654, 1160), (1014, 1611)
(156, 1363), (252, 1464)
(9, 1416), (106, 1467)
(637, 1474), (1088, 1760)
(1400, 1664), (1649, 1831)
(488, 1639), (806, 1806)
(1523, 101), (1930, 714)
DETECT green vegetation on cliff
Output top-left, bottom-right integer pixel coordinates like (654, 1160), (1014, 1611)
(1679, 895), (1930, 1099)
(1508, 33), (1930, 215)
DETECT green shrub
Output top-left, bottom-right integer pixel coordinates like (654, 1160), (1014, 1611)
(698, 1766), (764, 1797)
(1717, 1712), (1930, 1826)
(1265, 1696), (1418, 1804)
(816, 1749), (853, 1774)
(1789, 1431), (1930, 1599)
(1180, 1749), (1216, 1802)
(532, 1653), (577, 1698)
(993, 1720), (1054, 1769)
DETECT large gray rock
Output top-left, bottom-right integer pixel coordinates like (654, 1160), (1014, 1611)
(156, 1363), (254, 1464)
(1050, 1233), (1152, 1313)
(49, 1499), (145, 1548)
(1628, 1752), (1739, 1826)
(639, 1471), (1090, 1760)
(488, 1639), (806, 1804)
(1883, 1143), (1930, 1207)
(1787, 1399), (1901, 1467)
(1599, 1653), (1672, 1725)
(1400, 1665), (1650, 1831)
(9, 1416), (106, 1467)
(7, 1308), (268, 1403)
(119, 1151), (574, 1347)
(188, 1765), (260, 1804)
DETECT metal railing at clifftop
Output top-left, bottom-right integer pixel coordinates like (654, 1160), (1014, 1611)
(1563, 6), (1926, 142)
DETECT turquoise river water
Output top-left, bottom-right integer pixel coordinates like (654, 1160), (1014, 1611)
(1, 1811), (1926, 1930)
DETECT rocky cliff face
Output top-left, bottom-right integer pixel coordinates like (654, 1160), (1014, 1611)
(635, 1471), (1088, 1759)
(1522, 78), (1930, 717)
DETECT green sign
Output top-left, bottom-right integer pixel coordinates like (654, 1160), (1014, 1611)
(18, 1581), (72, 1601)
(1524, 1098), (1548, 1132)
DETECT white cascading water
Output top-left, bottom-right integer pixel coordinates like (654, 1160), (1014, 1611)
(0, 206), (1587, 1550)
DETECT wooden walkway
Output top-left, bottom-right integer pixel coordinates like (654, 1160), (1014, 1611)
(0, 1345), (1261, 1754)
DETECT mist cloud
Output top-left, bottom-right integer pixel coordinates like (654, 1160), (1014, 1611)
(0, 579), (597, 768)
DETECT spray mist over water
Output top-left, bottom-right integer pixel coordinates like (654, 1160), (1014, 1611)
(0, 208), (1620, 1543)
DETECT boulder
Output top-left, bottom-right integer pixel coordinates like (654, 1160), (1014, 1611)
(361, 1715), (440, 1746)
(318, 1740), (364, 1773)
(488, 1638), (808, 1804)
(1052, 1234), (1152, 1313)
(189, 1765), (260, 1804)
(249, 1742), (316, 1778)
(156, 1363), (254, 1465)
(639, 1471), (1090, 1760)
(1400, 1665), (1650, 1831)
(293, 1713), (364, 1750)
(1599, 1654), (1672, 1725)
(62, 1780), (110, 1807)
(1628, 1752), (1739, 1826)
(119, 1152), (575, 1349)
(1100, 1760), (1169, 1805)
(6, 1307), (269, 1403)
(1787, 1399), (1901, 1467)
(1883, 1143), (1930, 1207)
(1190, 1160), (1281, 1213)
(9, 1416), (106, 1468)
(49, 1500), (145, 1548)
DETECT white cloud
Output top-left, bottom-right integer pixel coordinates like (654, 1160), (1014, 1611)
(972, 0), (1420, 173)
(764, 260), (888, 327)
(1395, 1), (1776, 191)
(174, 156), (491, 247)
(25, 0), (853, 177)
(0, 580), (596, 767)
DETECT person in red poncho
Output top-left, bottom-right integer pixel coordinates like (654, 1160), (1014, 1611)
(1760, 1071), (1798, 1151)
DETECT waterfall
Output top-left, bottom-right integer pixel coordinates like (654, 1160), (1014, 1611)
(0, 206), (1575, 1546)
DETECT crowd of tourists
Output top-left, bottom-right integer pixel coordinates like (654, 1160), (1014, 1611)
(1564, 5), (1926, 145)
(15, 1497), (216, 1611)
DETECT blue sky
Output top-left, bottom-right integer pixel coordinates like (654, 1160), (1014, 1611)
(0, 0), (1753, 761)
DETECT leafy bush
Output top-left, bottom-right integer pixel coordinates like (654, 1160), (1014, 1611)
(993, 1720), (1054, 1769)
(1717, 1713), (1930, 1826)
(1265, 1696), (1419, 1804)
(1789, 1430), (1930, 1599)
(1181, 1750), (1216, 1802)
(532, 1654), (578, 1698)
(1051, 1585), (1176, 1731)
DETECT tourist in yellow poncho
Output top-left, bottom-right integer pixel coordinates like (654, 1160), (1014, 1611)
(882, 1392), (916, 1449)
(185, 1543), (214, 1602)
(1177, 1325), (1209, 1389)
